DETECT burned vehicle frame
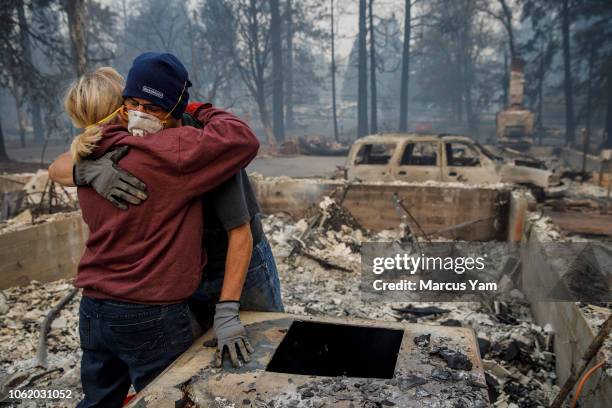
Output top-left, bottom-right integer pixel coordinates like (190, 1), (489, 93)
(340, 134), (562, 197)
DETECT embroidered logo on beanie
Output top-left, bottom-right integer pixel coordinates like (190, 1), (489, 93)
(142, 86), (164, 99)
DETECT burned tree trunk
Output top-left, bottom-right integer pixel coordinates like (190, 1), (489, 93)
(234, 0), (276, 146)
(270, 0), (285, 142)
(330, 0), (339, 141)
(399, 0), (411, 133)
(497, 0), (515, 59)
(14, 89), (26, 148)
(536, 44), (545, 140)
(17, 0), (43, 144)
(582, 43), (594, 173)
(256, 84), (275, 147)
(604, 65), (612, 149)
(502, 52), (509, 110)
(64, 0), (87, 76)
(0, 117), (10, 162)
(368, 0), (377, 134)
(561, 0), (575, 145)
(285, 0), (294, 130)
(357, 0), (368, 137)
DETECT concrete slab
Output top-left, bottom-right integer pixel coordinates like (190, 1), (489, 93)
(126, 313), (488, 408)
(0, 213), (87, 289)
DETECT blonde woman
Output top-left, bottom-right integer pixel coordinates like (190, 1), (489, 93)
(59, 59), (258, 408)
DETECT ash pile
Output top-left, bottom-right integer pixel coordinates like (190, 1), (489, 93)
(264, 194), (559, 407)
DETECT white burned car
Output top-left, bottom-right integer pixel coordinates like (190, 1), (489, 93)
(342, 134), (561, 192)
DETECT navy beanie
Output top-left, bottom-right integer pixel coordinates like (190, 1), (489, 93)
(123, 52), (192, 119)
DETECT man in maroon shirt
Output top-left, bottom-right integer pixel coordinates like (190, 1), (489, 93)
(51, 54), (259, 408)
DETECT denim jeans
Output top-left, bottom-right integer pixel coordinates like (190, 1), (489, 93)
(77, 296), (197, 408)
(189, 238), (284, 332)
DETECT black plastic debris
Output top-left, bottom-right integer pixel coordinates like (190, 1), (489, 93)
(502, 340), (521, 362)
(393, 305), (450, 317)
(413, 333), (431, 348)
(436, 348), (473, 371)
(397, 375), (428, 391)
(484, 373), (499, 403)
(431, 367), (453, 381)
(440, 319), (462, 327)
(477, 338), (491, 358)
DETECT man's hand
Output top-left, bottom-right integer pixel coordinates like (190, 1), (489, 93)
(213, 301), (254, 368)
(74, 146), (148, 210)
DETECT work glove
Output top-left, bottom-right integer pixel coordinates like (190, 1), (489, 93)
(213, 301), (254, 368)
(73, 146), (148, 210)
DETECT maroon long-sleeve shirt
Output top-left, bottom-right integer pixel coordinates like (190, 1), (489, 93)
(74, 105), (259, 304)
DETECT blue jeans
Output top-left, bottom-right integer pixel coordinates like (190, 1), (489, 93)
(189, 239), (284, 332)
(77, 297), (197, 408)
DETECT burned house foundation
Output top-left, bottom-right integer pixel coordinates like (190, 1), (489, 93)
(0, 173), (611, 407)
(124, 313), (488, 407)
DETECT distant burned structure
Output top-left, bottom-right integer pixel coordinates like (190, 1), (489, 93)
(496, 59), (535, 149)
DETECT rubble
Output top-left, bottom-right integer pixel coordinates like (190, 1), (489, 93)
(0, 279), (82, 407)
(0, 292), (8, 315)
(393, 305), (450, 318)
(0, 196), (563, 407)
(0, 170), (78, 226)
(527, 212), (565, 241)
(578, 303), (612, 373)
(564, 178), (611, 200)
(433, 347), (473, 371)
(297, 135), (349, 156)
(0, 210), (79, 235)
(249, 171), (512, 190)
(263, 197), (560, 407)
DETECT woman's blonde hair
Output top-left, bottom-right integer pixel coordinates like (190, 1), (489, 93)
(65, 67), (124, 163)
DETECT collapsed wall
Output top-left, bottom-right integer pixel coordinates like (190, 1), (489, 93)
(0, 213), (87, 290)
(519, 203), (612, 407)
(250, 175), (510, 241)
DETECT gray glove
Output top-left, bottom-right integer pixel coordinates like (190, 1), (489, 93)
(73, 146), (148, 210)
(213, 301), (254, 368)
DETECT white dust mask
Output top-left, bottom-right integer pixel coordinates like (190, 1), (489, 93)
(127, 110), (164, 137)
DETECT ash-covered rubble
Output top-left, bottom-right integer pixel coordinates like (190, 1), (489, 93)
(1, 195), (559, 407)
(0, 210), (79, 235)
(0, 170), (78, 233)
(264, 196), (559, 407)
(0, 279), (82, 407)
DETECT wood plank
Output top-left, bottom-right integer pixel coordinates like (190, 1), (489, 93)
(544, 210), (612, 236)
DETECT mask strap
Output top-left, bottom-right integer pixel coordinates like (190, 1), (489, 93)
(85, 105), (124, 130)
(162, 81), (188, 121)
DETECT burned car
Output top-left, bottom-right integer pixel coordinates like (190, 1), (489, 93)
(341, 134), (562, 194)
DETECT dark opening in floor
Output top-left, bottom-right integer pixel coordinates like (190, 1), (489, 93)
(265, 320), (404, 379)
